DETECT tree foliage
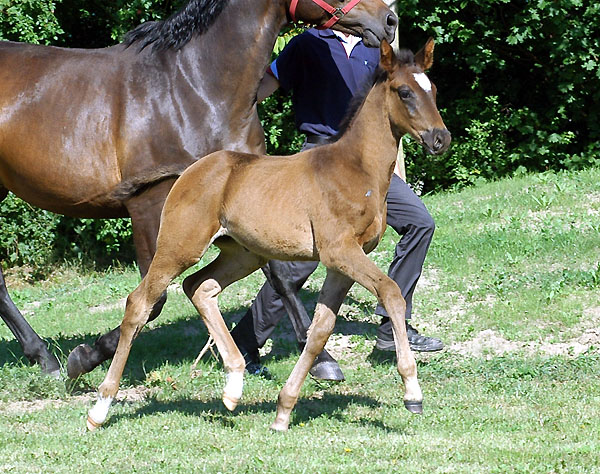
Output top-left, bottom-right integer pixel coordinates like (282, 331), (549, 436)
(395, 0), (600, 190)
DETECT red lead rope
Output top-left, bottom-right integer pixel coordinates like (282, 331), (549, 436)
(289, 0), (363, 29)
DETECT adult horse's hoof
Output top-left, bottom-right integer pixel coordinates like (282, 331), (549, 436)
(404, 400), (423, 414)
(67, 344), (95, 379)
(37, 350), (61, 379)
(309, 350), (345, 382)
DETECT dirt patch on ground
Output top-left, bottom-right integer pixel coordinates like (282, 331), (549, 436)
(0, 386), (151, 415)
(450, 326), (600, 359)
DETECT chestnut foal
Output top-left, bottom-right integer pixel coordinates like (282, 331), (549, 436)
(87, 38), (450, 431)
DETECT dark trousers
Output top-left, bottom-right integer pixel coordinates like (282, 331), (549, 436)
(231, 171), (435, 351)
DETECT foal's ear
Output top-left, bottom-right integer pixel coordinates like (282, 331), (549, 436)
(380, 39), (396, 73)
(415, 37), (435, 71)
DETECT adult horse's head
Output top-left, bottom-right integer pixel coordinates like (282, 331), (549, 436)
(288, 0), (398, 47)
(380, 38), (451, 155)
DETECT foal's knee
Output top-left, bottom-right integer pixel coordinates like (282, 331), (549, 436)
(378, 278), (406, 313)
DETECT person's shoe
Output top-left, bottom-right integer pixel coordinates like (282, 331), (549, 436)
(376, 320), (444, 352)
(238, 345), (270, 377)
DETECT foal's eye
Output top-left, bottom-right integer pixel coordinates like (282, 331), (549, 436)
(398, 87), (413, 100)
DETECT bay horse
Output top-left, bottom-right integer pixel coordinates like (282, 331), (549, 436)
(86, 38), (451, 431)
(0, 0), (397, 378)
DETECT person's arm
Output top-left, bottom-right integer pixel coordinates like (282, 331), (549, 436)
(257, 67), (280, 102)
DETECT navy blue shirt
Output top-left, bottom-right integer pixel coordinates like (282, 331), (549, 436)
(272, 28), (380, 137)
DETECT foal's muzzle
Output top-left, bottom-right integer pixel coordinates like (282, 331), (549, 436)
(421, 128), (451, 155)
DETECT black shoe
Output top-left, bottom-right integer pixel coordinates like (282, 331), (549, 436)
(238, 345), (270, 377)
(376, 320), (444, 352)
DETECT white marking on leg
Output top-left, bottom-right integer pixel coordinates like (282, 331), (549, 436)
(413, 73), (432, 92)
(88, 394), (113, 428)
(223, 371), (244, 402)
(403, 376), (423, 403)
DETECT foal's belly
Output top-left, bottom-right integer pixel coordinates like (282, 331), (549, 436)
(224, 217), (317, 261)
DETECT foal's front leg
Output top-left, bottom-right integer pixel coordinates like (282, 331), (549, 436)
(271, 270), (353, 431)
(326, 241), (423, 413)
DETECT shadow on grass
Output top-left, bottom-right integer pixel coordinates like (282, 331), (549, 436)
(109, 390), (392, 432)
(0, 287), (384, 381)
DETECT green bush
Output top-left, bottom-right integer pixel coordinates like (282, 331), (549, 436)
(0, 0), (63, 44)
(0, 195), (135, 270)
(395, 0), (600, 190)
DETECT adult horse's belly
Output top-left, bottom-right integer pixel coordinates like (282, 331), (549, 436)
(0, 148), (126, 218)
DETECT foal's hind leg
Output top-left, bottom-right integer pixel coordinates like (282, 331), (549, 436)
(87, 222), (220, 430)
(271, 269), (354, 431)
(87, 254), (191, 430)
(67, 180), (174, 379)
(183, 241), (267, 411)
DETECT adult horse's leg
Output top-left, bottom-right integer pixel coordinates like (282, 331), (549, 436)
(0, 188), (60, 377)
(262, 260), (344, 381)
(271, 269), (354, 431)
(0, 266), (61, 377)
(67, 180), (175, 378)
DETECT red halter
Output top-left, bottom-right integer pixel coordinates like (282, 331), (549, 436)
(289, 0), (363, 29)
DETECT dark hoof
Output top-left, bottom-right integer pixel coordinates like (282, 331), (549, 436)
(309, 360), (345, 381)
(309, 351), (344, 381)
(67, 344), (95, 379)
(404, 400), (423, 414)
(39, 353), (61, 379)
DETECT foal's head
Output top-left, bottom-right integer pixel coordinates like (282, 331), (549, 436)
(380, 39), (451, 155)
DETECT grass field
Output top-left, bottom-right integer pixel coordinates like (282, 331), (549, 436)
(1, 167), (599, 473)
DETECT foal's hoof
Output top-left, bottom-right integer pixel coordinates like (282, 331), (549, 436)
(404, 400), (423, 414)
(86, 415), (103, 432)
(67, 344), (94, 379)
(222, 394), (239, 412)
(269, 420), (289, 432)
(309, 350), (345, 382)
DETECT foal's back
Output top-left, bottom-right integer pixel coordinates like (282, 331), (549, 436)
(162, 145), (386, 262)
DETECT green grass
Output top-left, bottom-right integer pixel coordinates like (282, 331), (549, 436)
(1, 167), (599, 473)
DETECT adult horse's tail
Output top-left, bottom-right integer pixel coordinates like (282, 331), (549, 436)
(110, 164), (190, 202)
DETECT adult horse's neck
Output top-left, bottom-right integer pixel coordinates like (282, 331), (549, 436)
(167, 0), (287, 152)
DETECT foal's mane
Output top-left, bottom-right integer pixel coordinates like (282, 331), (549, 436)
(333, 49), (416, 141)
(123, 0), (230, 51)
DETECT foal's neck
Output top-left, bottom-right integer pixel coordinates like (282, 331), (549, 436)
(337, 81), (399, 183)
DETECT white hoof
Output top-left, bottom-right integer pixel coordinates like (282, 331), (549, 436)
(222, 372), (243, 411)
(87, 395), (113, 430)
